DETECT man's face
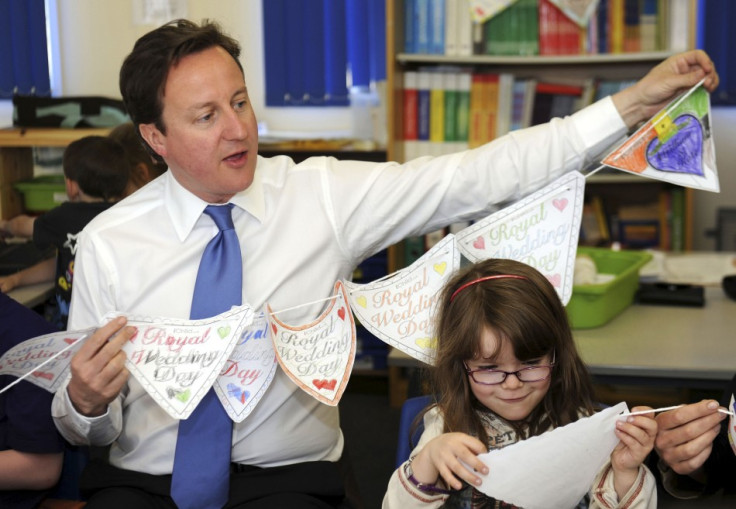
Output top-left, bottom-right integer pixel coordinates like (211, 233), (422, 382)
(140, 46), (258, 203)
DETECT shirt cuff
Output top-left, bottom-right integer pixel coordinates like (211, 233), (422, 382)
(569, 96), (628, 159)
(658, 459), (707, 499)
(51, 383), (120, 446)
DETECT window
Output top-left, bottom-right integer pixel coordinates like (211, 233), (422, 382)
(0, 0), (52, 99)
(697, 0), (736, 106)
(262, 0), (385, 107)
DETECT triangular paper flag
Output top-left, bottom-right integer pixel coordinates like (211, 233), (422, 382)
(602, 81), (719, 192)
(0, 329), (92, 393)
(267, 280), (356, 406)
(213, 312), (277, 422)
(469, 0), (517, 23)
(118, 304), (255, 420)
(474, 402), (627, 508)
(728, 394), (736, 457)
(455, 171), (585, 305)
(344, 234), (460, 365)
(548, 0), (599, 27)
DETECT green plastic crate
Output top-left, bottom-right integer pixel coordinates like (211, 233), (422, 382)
(13, 175), (67, 212)
(567, 247), (653, 329)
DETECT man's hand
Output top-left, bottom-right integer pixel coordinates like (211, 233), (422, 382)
(67, 316), (135, 417)
(655, 400), (726, 479)
(613, 49), (720, 130)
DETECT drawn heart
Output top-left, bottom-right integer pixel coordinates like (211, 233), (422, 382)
(271, 323), (277, 336)
(547, 273), (561, 287)
(473, 236), (485, 250)
(646, 114), (704, 176)
(433, 262), (447, 276)
(63, 338), (76, 345)
(218, 325), (231, 339)
(175, 389), (191, 403)
(312, 379), (337, 391)
(227, 383), (250, 404)
(32, 371), (54, 380)
(356, 296), (367, 308)
(337, 307), (346, 321)
(552, 198), (568, 211)
(415, 337), (438, 349)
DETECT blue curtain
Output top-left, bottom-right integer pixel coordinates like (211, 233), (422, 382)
(697, 0), (736, 106)
(0, 0), (51, 99)
(263, 0), (385, 107)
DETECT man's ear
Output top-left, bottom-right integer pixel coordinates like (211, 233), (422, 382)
(139, 123), (167, 159)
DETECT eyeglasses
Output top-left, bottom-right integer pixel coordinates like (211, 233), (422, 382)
(464, 354), (555, 386)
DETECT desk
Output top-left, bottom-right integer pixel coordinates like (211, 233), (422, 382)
(388, 286), (735, 406)
(7, 281), (54, 308)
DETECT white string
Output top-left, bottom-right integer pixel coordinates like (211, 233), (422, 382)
(585, 164), (607, 179)
(624, 404), (735, 417)
(0, 332), (90, 395)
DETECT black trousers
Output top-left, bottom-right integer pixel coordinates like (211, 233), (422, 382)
(79, 457), (357, 509)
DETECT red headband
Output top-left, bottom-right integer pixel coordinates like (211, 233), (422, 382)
(450, 274), (528, 302)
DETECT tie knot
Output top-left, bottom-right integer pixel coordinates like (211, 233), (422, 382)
(204, 204), (235, 231)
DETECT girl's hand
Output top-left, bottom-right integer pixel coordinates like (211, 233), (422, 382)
(611, 406), (658, 499)
(411, 432), (489, 491)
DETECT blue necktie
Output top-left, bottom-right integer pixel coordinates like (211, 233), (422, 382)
(171, 204), (241, 509)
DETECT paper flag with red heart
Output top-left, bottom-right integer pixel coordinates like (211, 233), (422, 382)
(455, 171), (584, 305)
(547, 0), (599, 28)
(213, 312), (277, 422)
(267, 280), (356, 406)
(0, 329), (92, 393)
(602, 81), (719, 193)
(116, 304), (255, 420)
(344, 234), (460, 365)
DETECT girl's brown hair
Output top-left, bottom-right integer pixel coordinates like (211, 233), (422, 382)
(428, 258), (595, 443)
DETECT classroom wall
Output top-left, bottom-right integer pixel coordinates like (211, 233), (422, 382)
(53, 0), (351, 135)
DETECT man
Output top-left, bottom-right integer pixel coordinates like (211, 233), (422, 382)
(51, 19), (719, 509)
(654, 376), (736, 500)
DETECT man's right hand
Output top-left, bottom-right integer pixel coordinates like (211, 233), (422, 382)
(655, 400), (726, 478)
(67, 316), (135, 417)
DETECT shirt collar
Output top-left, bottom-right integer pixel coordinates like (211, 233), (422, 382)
(163, 165), (265, 242)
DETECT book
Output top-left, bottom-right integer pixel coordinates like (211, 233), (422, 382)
(639, 0), (659, 52)
(417, 70), (432, 156)
(531, 81), (584, 126)
(496, 73), (514, 138)
(623, 0), (641, 53)
(456, 0), (474, 56)
(402, 71), (419, 161)
(667, 0), (691, 52)
(429, 71), (445, 153)
(404, 0), (417, 53)
(455, 71), (471, 150)
(430, 0), (446, 54)
(608, 0), (625, 54)
(415, 0), (431, 54)
(444, 0), (458, 56)
(443, 71), (459, 153)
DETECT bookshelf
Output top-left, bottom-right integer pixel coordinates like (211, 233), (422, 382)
(385, 0), (697, 272)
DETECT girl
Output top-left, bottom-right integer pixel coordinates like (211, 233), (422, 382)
(383, 259), (657, 508)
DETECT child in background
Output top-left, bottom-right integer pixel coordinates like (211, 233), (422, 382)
(0, 136), (129, 329)
(0, 291), (65, 509)
(108, 122), (167, 196)
(383, 259), (658, 508)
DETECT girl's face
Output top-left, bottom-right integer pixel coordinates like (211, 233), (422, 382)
(465, 327), (552, 422)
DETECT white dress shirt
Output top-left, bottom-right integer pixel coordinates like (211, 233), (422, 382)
(52, 98), (626, 475)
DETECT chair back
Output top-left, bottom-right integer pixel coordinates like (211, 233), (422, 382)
(395, 395), (433, 468)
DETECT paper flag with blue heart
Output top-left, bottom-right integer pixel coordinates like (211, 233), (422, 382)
(267, 280), (356, 406)
(344, 234), (460, 365)
(602, 80), (719, 193)
(455, 171), (585, 305)
(0, 328), (93, 393)
(473, 402), (628, 509)
(213, 312), (277, 422)
(115, 304), (255, 420)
